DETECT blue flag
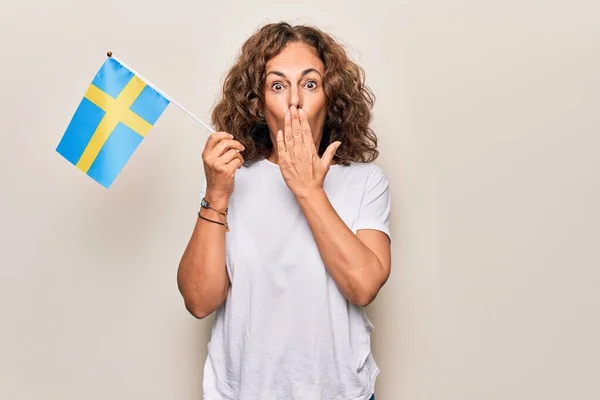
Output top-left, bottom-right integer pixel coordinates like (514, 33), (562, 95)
(56, 56), (170, 188)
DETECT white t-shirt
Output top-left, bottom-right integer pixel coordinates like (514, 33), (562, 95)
(199, 158), (392, 400)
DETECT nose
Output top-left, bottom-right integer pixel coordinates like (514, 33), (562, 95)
(288, 84), (302, 109)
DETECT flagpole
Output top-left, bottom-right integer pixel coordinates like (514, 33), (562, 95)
(106, 51), (215, 134)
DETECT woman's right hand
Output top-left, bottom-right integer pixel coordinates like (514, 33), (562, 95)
(202, 132), (245, 205)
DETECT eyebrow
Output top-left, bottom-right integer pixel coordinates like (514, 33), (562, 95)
(266, 68), (322, 80)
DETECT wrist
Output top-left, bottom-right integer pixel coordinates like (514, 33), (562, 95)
(204, 190), (230, 210)
(294, 186), (326, 202)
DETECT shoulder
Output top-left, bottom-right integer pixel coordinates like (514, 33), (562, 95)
(336, 161), (388, 185)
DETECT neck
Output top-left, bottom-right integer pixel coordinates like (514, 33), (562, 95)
(266, 154), (278, 164)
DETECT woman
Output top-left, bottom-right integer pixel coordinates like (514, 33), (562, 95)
(177, 22), (391, 400)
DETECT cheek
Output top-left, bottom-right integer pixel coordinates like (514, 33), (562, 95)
(305, 102), (327, 124)
(264, 94), (288, 119)
(304, 94), (327, 116)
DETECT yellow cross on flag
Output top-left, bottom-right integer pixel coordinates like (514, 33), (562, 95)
(56, 56), (170, 188)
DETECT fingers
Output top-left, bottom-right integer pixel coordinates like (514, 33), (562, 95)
(291, 106), (303, 138)
(202, 132), (242, 197)
(203, 132), (233, 154)
(226, 156), (243, 172)
(276, 129), (286, 162)
(284, 108), (294, 159)
(290, 106), (304, 163)
(215, 148), (244, 167)
(321, 141), (342, 169)
(209, 138), (245, 159)
(298, 108), (315, 158)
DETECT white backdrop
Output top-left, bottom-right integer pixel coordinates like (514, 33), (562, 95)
(1, 0), (599, 399)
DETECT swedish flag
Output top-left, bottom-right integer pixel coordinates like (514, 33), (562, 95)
(56, 56), (170, 188)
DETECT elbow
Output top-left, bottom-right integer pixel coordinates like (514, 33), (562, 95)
(351, 290), (377, 307)
(345, 278), (378, 307)
(178, 279), (227, 319)
(181, 287), (227, 319)
(191, 310), (211, 320)
(347, 263), (388, 307)
(185, 301), (213, 319)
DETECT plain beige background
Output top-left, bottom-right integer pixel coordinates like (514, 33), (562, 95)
(1, 0), (599, 399)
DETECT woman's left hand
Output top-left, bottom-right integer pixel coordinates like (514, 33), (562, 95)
(276, 106), (341, 198)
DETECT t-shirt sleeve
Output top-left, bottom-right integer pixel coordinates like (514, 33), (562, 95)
(355, 164), (392, 241)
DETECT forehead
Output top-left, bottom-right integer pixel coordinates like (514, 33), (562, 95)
(266, 42), (324, 73)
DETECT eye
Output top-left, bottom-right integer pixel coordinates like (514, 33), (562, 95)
(304, 80), (318, 89)
(271, 82), (285, 91)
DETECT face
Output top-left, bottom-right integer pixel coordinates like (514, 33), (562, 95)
(263, 42), (327, 156)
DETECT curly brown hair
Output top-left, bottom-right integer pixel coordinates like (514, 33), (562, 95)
(210, 22), (379, 166)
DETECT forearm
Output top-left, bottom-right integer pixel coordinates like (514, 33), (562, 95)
(296, 188), (385, 306)
(177, 192), (230, 318)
